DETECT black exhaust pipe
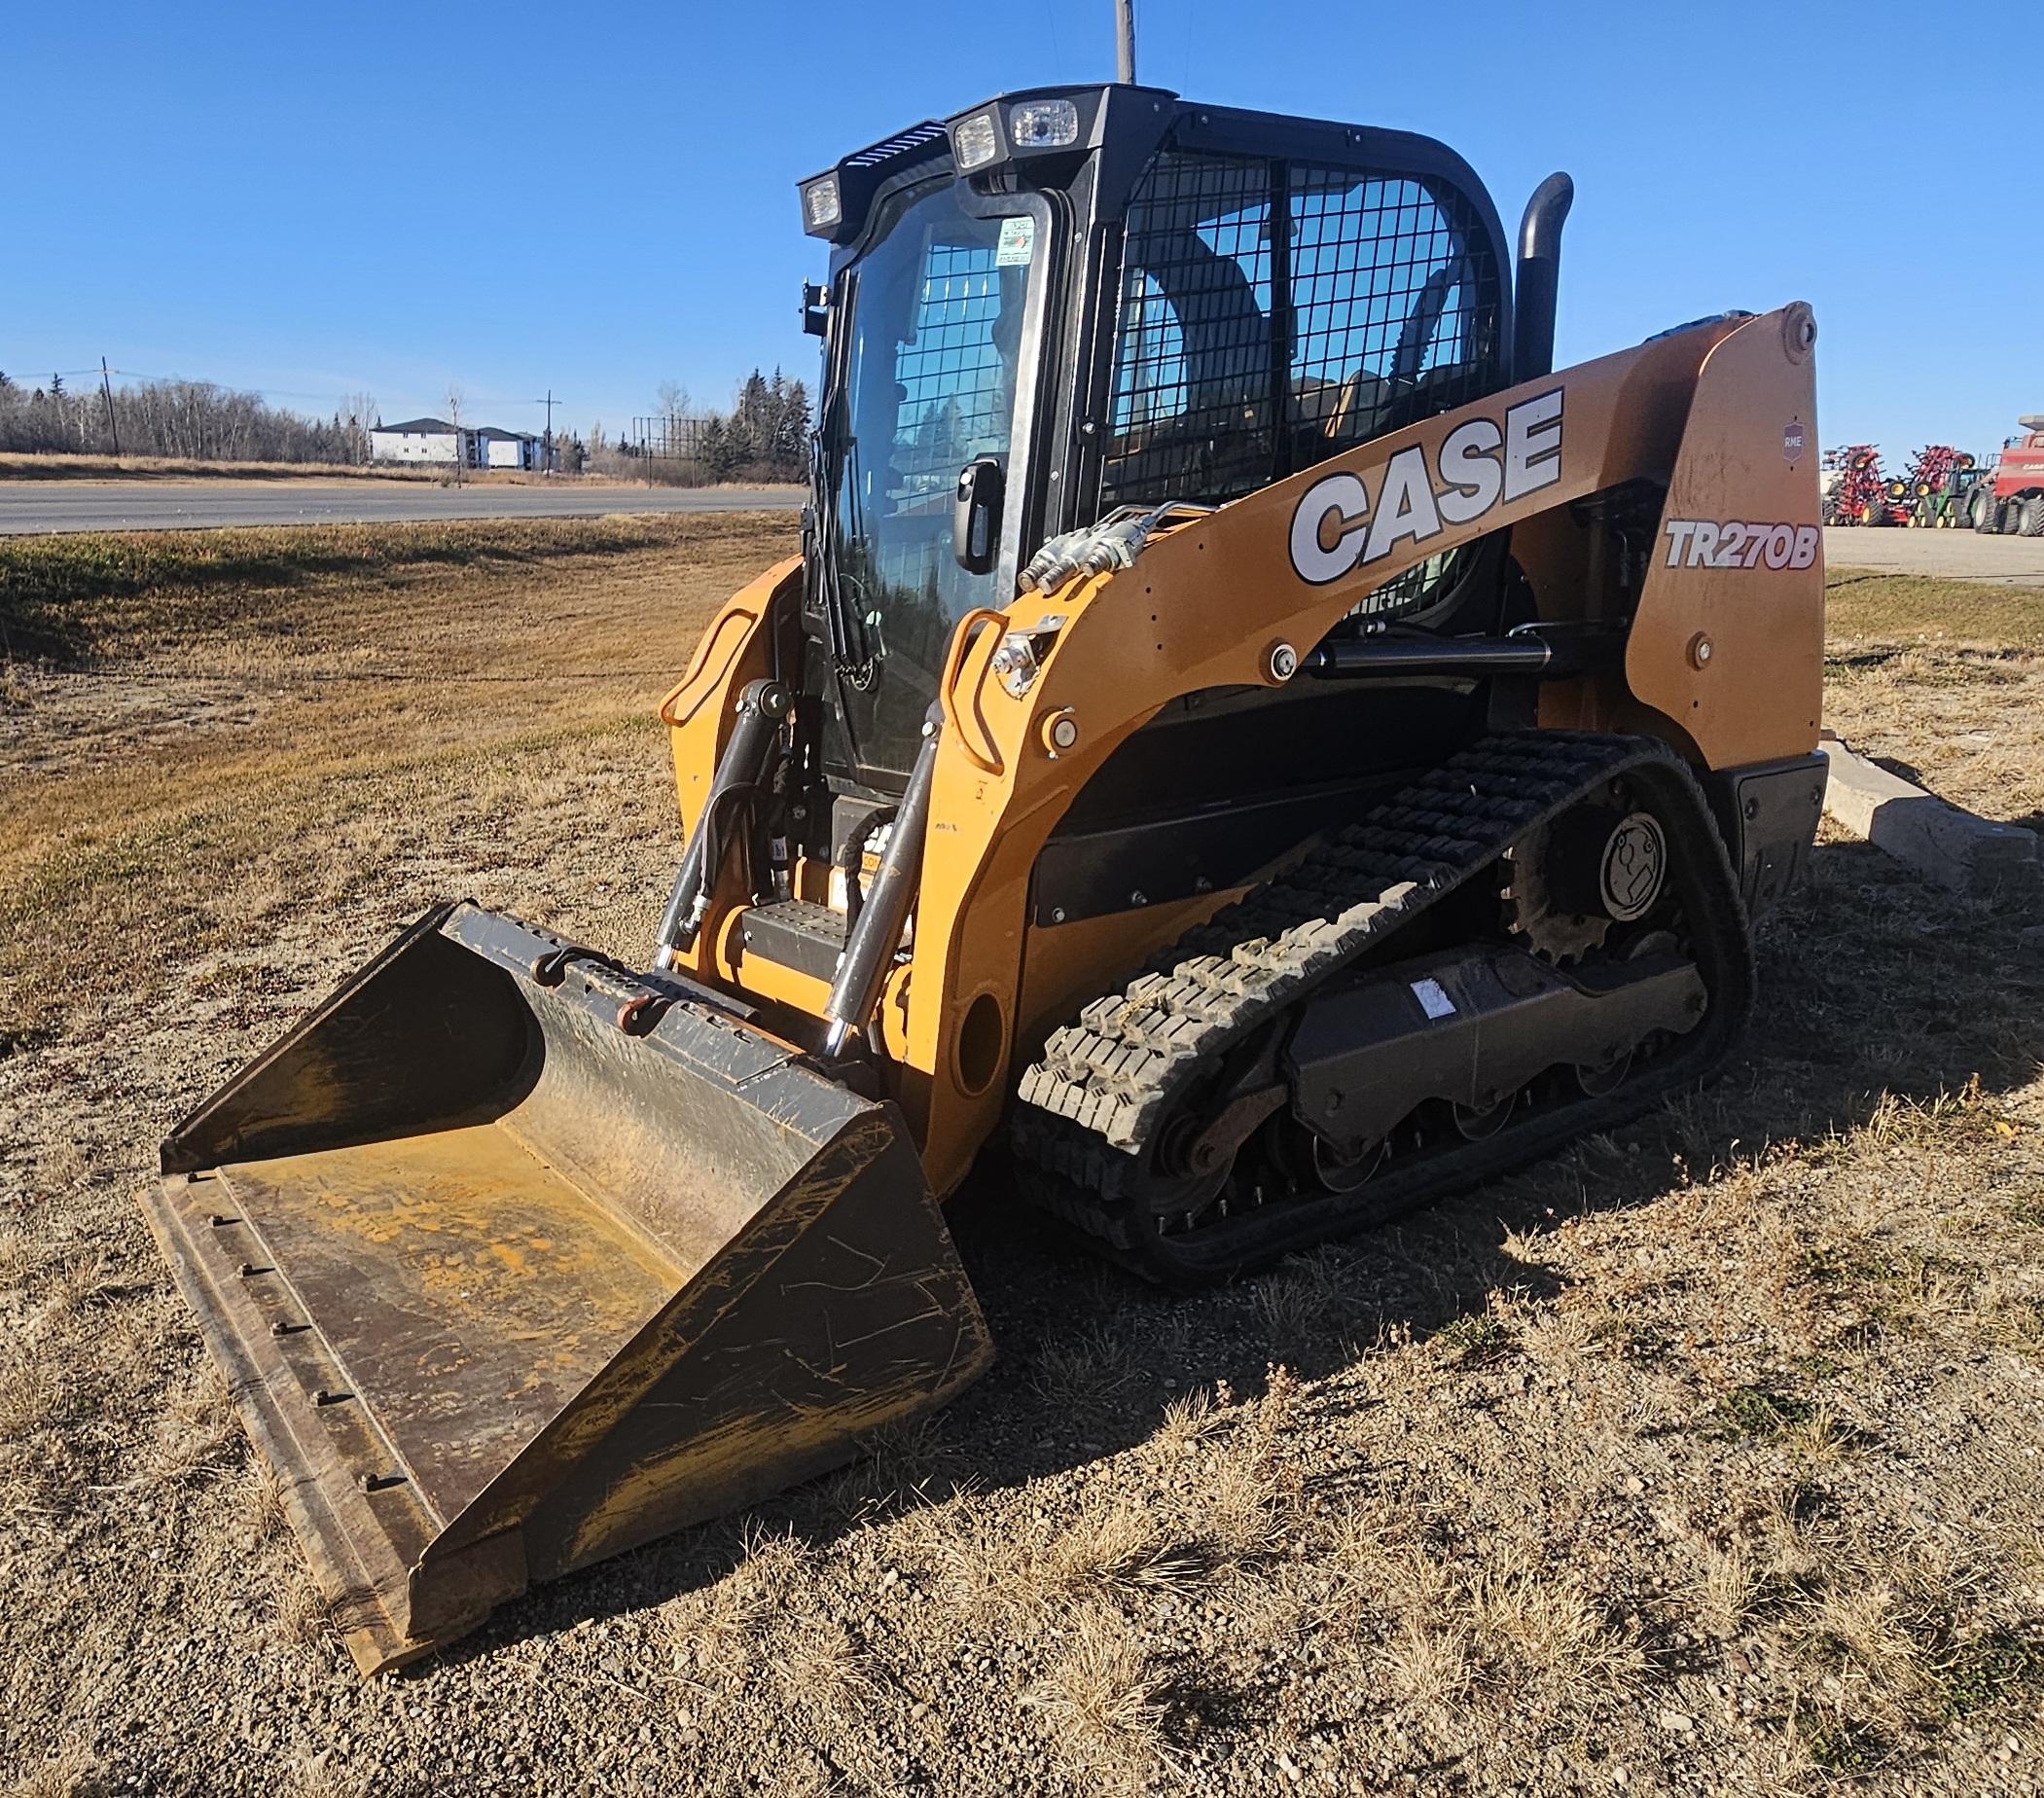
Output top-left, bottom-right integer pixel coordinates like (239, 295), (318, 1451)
(1513, 172), (1574, 382)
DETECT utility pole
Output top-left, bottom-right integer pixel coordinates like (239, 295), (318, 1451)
(542, 389), (557, 474)
(1115, 0), (1136, 83)
(99, 358), (122, 458)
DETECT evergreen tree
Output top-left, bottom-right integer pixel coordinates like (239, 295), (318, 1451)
(698, 414), (735, 480)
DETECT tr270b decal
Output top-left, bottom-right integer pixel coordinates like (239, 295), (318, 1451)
(1663, 520), (1819, 571)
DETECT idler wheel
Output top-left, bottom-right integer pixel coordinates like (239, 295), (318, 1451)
(1574, 1052), (1632, 1097)
(1452, 1093), (1516, 1140)
(1311, 1133), (1387, 1193)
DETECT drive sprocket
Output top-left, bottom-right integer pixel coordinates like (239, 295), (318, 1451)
(1503, 820), (1611, 964)
(1503, 784), (1669, 964)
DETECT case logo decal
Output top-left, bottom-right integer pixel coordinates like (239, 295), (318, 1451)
(1289, 389), (1564, 585)
(1663, 520), (1819, 571)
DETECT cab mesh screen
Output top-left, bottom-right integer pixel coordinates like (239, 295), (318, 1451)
(1100, 153), (1502, 512)
(1101, 154), (1275, 509)
(1287, 167), (1499, 459)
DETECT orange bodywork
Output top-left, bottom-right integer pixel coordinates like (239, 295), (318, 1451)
(659, 307), (1825, 1201)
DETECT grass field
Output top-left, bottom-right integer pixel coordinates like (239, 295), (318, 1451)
(1823, 568), (2044, 834)
(2, 530), (2041, 1797)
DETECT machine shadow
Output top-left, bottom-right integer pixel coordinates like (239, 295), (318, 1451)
(430, 835), (2044, 1669)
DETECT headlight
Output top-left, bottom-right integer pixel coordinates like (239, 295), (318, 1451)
(1010, 98), (1079, 151)
(800, 174), (842, 234)
(951, 111), (1001, 171)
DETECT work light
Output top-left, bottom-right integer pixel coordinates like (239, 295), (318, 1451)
(951, 110), (1001, 171)
(1010, 98), (1079, 150)
(801, 173), (843, 234)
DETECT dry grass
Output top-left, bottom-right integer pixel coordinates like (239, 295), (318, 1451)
(4, 526), (2043, 1794)
(1253, 1250), (1358, 1345)
(1694, 1540), (1761, 1641)
(2, 1744), (103, 1798)
(0, 1347), (57, 1445)
(1826, 565), (2044, 650)
(1823, 565), (2044, 829)
(657, 1525), (809, 1692)
(1471, 1561), (1645, 1708)
(0, 514), (788, 1047)
(1188, 1366), (1302, 1564)
(1044, 1504), (1201, 1597)
(1029, 1325), (1143, 1412)
(0, 450), (443, 484)
(1023, 1604), (1179, 1792)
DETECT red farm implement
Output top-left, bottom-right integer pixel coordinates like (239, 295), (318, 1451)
(1822, 445), (1892, 525)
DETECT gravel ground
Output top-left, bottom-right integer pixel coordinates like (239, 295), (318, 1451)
(2, 529), (2040, 1796)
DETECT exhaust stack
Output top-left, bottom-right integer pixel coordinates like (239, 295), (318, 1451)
(1513, 172), (1574, 381)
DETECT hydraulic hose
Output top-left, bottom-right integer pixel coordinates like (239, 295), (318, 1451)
(834, 804), (898, 935)
(652, 679), (790, 968)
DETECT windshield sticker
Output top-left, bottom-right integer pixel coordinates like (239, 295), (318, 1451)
(995, 216), (1035, 267)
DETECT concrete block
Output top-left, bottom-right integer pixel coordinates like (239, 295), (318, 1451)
(1818, 741), (2037, 896)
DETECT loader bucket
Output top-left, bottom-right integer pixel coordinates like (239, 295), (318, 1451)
(141, 903), (992, 1674)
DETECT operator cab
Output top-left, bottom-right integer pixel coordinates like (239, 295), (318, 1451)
(799, 89), (1524, 785)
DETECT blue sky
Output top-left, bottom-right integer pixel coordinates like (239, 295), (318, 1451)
(5, 2), (2035, 459)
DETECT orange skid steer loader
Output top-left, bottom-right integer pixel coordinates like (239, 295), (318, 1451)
(143, 85), (1827, 1672)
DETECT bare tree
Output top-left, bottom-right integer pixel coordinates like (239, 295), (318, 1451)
(0, 375), (369, 462)
(446, 385), (465, 486)
(341, 393), (378, 465)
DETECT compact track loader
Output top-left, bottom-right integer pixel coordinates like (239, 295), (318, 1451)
(144, 84), (1828, 1672)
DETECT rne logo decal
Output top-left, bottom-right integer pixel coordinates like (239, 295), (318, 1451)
(1288, 389), (1564, 586)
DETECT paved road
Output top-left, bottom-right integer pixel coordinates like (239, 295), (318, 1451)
(0, 479), (804, 534)
(1825, 524), (2044, 587)
(5, 485), (2035, 587)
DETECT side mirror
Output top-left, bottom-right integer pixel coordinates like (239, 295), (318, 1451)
(953, 456), (1004, 575)
(801, 280), (829, 339)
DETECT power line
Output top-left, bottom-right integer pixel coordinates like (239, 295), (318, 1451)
(26, 367), (374, 406)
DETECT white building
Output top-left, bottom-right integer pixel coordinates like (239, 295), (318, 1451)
(370, 418), (546, 470)
(473, 426), (543, 471)
(370, 417), (458, 463)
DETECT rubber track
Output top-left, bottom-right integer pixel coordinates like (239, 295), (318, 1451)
(1009, 732), (1699, 1253)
